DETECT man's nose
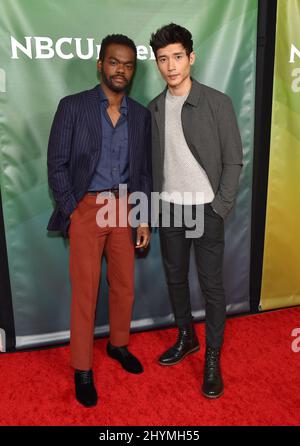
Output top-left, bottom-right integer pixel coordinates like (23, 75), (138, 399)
(116, 63), (125, 73)
(167, 60), (175, 71)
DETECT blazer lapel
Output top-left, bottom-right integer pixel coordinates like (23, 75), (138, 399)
(84, 85), (102, 151)
(154, 90), (166, 161)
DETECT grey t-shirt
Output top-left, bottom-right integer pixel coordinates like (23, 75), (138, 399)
(162, 89), (215, 205)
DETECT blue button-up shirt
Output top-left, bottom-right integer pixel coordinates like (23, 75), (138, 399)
(88, 85), (129, 191)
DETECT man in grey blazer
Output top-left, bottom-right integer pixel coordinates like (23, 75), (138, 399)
(148, 23), (243, 398)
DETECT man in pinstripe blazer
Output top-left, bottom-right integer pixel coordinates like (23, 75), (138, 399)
(47, 34), (152, 408)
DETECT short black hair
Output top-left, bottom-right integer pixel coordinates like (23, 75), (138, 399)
(99, 34), (137, 62)
(150, 23), (193, 58)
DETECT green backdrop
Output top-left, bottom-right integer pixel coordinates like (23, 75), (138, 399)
(0, 0), (257, 349)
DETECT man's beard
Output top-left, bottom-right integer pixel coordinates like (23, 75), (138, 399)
(101, 69), (129, 93)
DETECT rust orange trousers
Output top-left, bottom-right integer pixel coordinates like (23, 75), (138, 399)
(68, 193), (134, 371)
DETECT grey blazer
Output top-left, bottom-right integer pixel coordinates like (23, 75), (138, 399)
(148, 78), (243, 220)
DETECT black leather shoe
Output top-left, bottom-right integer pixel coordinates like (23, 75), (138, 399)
(107, 342), (144, 374)
(201, 346), (224, 398)
(74, 369), (98, 407)
(158, 324), (200, 366)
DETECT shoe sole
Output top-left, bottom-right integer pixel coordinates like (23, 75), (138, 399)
(76, 398), (98, 408)
(201, 389), (224, 399)
(158, 344), (200, 366)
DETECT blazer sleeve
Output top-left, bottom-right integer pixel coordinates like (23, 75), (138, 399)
(140, 110), (153, 224)
(47, 98), (78, 217)
(211, 96), (243, 219)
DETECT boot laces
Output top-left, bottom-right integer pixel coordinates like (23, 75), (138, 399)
(205, 348), (220, 374)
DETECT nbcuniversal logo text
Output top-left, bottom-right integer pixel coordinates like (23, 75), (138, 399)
(10, 36), (156, 60)
(289, 44), (300, 92)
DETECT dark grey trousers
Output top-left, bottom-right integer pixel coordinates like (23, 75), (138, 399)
(159, 202), (226, 348)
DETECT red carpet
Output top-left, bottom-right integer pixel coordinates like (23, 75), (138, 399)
(0, 307), (300, 426)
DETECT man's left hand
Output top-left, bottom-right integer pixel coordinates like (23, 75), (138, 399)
(135, 224), (151, 249)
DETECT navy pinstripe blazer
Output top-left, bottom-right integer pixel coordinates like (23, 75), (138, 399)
(47, 84), (152, 238)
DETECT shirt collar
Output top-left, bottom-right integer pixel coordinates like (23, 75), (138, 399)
(98, 84), (128, 115)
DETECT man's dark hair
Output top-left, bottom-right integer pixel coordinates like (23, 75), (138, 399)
(150, 23), (193, 58)
(98, 34), (137, 62)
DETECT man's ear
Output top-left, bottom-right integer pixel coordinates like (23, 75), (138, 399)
(189, 51), (196, 66)
(97, 59), (102, 73)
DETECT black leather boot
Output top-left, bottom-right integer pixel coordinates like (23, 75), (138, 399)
(74, 369), (98, 407)
(201, 346), (224, 398)
(158, 324), (200, 366)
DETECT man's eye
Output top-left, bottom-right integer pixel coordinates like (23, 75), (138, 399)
(159, 58), (166, 63)
(125, 64), (133, 70)
(176, 55), (182, 60)
(110, 60), (117, 65)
